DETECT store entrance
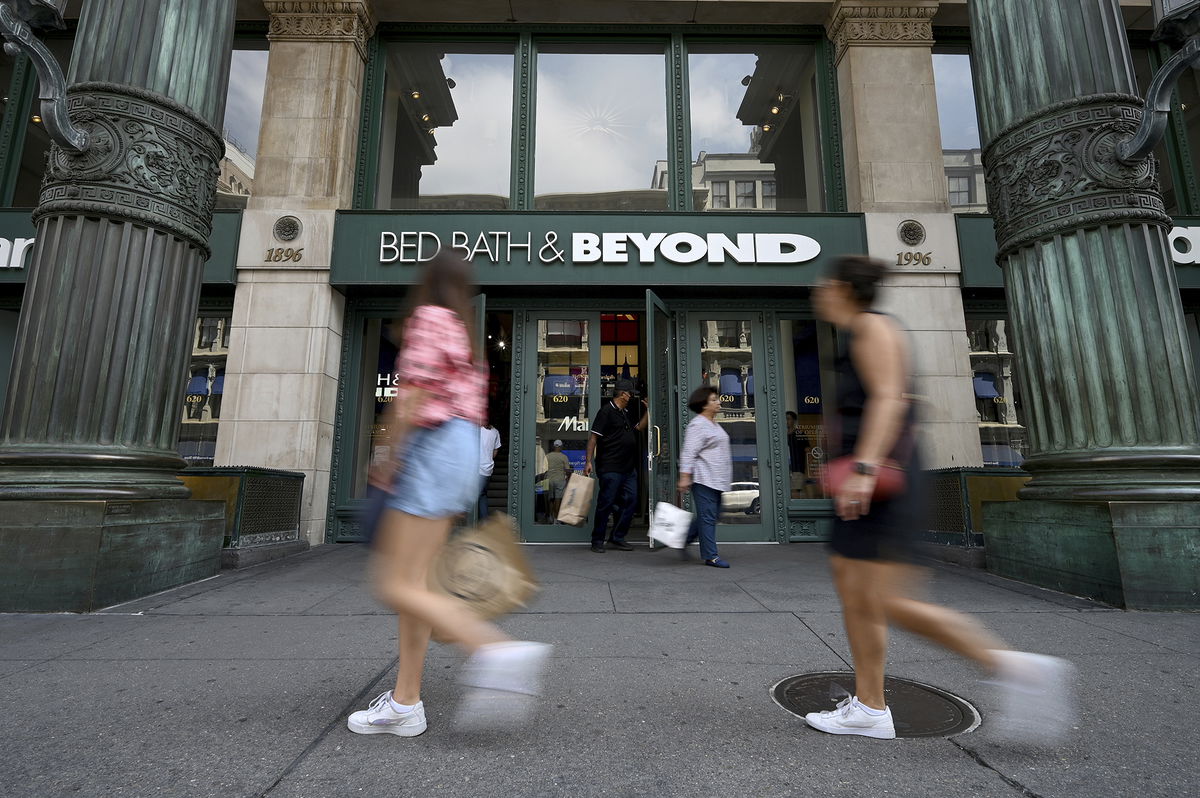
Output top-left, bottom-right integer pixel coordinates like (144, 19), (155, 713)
(514, 303), (778, 545)
(519, 309), (653, 542)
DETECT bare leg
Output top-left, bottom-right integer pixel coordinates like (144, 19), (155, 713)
(877, 561), (1004, 672)
(371, 509), (508, 704)
(830, 554), (888, 709)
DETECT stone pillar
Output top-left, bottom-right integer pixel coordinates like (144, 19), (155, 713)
(0, 1), (235, 610)
(215, 0), (374, 545)
(971, 0), (1200, 608)
(827, 0), (982, 470)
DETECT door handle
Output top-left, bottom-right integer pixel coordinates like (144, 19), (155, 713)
(653, 424), (662, 458)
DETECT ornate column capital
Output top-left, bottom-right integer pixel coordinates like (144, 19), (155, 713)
(264, 0), (377, 61)
(825, 1), (939, 65)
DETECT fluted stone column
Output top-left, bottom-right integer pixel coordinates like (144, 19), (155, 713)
(0, 0), (236, 498)
(972, 0), (1200, 608)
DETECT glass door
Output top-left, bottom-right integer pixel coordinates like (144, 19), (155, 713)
(688, 312), (774, 541)
(522, 312), (601, 542)
(645, 290), (677, 547)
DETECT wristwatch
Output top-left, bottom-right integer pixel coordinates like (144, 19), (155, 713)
(853, 461), (878, 476)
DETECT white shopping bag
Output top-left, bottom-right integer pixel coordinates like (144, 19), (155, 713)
(649, 501), (693, 549)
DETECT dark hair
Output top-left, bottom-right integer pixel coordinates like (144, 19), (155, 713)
(829, 255), (888, 306)
(786, 410), (797, 421)
(407, 251), (482, 362)
(688, 385), (719, 414)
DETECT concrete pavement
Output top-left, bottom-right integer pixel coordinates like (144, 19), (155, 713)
(1, 542), (1196, 797)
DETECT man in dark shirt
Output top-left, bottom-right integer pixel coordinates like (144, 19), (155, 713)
(583, 378), (647, 552)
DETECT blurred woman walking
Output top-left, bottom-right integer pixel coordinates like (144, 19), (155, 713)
(806, 255), (1074, 743)
(348, 253), (550, 738)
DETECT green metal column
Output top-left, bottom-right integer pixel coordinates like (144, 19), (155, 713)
(971, 0), (1200, 500)
(971, 0), (1200, 608)
(0, 0), (236, 499)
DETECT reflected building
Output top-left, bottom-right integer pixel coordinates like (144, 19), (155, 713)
(216, 137), (255, 209)
(943, 148), (987, 213)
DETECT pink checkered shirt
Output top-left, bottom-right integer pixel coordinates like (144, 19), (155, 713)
(395, 305), (486, 428)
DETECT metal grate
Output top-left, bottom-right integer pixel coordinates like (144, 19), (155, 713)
(237, 471), (302, 545)
(929, 470), (966, 535)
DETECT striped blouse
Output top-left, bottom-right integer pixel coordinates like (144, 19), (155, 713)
(679, 413), (732, 492)
(395, 305), (486, 428)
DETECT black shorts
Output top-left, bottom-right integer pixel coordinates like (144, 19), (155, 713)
(827, 469), (927, 562)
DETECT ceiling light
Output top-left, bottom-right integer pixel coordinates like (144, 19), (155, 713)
(770, 106), (780, 115)
(409, 89), (421, 100)
(427, 128), (435, 135)
(762, 123), (772, 132)
(31, 115), (41, 123)
(421, 113), (431, 122)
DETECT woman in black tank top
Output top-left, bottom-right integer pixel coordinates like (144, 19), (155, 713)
(804, 256), (1076, 743)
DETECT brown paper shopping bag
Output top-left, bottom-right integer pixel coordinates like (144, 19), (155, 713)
(430, 513), (538, 628)
(556, 472), (596, 526)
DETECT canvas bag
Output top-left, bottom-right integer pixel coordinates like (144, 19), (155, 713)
(649, 501), (693, 549)
(556, 472), (596, 525)
(430, 513), (539, 635)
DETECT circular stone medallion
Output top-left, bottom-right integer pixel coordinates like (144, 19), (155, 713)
(771, 671), (980, 738)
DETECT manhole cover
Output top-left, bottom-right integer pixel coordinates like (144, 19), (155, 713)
(771, 671), (980, 738)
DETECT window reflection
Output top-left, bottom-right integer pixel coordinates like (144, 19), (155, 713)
(534, 319), (590, 524)
(967, 319), (1026, 467)
(535, 46), (668, 210)
(179, 315), (232, 467)
(217, 43), (269, 209)
(688, 44), (824, 212)
(933, 52), (988, 214)
(779, 319), (833, 499)
(377, 43), (514, 210)
(699, 319), (760, 523)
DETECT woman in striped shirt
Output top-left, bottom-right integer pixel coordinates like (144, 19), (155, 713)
(677, 384), (732, 568)
(348, 253), (550, 738)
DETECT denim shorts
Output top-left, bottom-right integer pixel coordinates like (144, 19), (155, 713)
(386, 417), (480, 519)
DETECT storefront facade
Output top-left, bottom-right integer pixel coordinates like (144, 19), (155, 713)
(2, 1), (1196, 546)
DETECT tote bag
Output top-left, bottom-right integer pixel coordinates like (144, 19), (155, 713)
(649, 502), (693, 549)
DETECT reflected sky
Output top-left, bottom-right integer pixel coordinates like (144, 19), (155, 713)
(688, 53), (759, 156)
(421, 53), (513, 196)
(535, 53), (667, 194)
(223, 49), (269, 159)
(933, 54), (980, 150)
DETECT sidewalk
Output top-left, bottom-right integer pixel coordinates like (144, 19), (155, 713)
(1, 542), (1196, 798)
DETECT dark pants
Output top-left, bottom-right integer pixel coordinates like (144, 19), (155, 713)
(591, 469), (637, 545)
(686, 482), (721, 561)
(477, 475), (490, 520)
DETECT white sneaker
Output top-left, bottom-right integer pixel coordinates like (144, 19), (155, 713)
(456, 641), (553, 730)
(989, 650), (1077, 743)
(804, 696), (896, 739)
(347, 691), (427, 737)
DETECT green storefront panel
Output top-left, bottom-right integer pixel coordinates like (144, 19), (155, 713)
(957, 213), (1200, 289)
(331, 211), (867, 287)
(0, 208), (242, 285)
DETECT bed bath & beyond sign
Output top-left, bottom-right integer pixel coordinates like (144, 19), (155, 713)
(378, 230), (823, 266)
(378, 226), (1200, 268)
